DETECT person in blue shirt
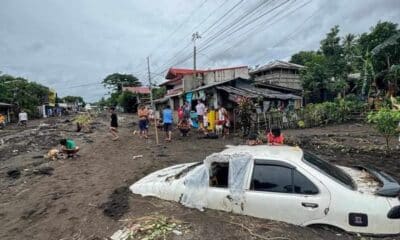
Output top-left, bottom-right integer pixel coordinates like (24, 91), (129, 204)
(162, 105), (173, 141)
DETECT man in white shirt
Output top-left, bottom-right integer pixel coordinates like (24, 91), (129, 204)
(18, 110), (28, 127)
(195, 100), (205, 130)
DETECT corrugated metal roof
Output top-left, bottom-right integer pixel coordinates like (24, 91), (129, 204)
(216, 85), (302, 100)
(216, 85), (259, 98)
(122, 86), (151, 94)
(187, 78), (245, 93)
(0, 102), (12, 107)
(250, 60), (304, 74)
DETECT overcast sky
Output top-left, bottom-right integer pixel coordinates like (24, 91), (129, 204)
(1, 0), (399, 102)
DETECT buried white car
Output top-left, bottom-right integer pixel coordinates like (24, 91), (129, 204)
(130, 145), (400, 235)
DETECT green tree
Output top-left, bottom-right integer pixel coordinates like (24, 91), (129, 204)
(367, 108), (400, 151)
(117, 91), (138, 113)
(102, 73), (142, 92)
(359, 21), (400, 94)
(290, 51), (317, 66)
(0, 74), (50, 118)
(152, 87), (166, 99)
(62, 96), (85, 106)
(300, 54), (330, 102)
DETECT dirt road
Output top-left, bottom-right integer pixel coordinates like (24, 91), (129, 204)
(0, 114), (399, 240)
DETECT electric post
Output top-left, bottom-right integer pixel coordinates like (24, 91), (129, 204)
(192, 32), (201, 83)
(147, 56), (159, 145)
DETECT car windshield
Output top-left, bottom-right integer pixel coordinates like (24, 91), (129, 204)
(303, 152), (356, 190)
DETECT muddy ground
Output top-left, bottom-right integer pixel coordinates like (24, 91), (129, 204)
(0, 114), (399, 240)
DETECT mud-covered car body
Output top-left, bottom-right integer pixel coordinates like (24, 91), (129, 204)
(130, 145), (400, 235)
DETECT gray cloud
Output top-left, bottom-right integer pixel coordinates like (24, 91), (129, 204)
(0, 0), (399, 102)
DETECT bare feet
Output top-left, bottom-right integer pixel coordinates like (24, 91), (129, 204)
(112, 137), (119, 141)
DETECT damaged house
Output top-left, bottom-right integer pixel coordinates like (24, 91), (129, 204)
(250, 60), (304, 110)
(154, 61), (304, 120)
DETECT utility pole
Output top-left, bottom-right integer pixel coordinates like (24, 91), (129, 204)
(147, 57), (154, 109)
(192, 32), (201, 83)
(147, 56), (159, 144)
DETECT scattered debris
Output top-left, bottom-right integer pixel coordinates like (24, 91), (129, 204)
(37, 123), (51, 130)
(33, 166), (54, 175)
(172, 229), (182, 236)
(7, 168), (21, 179)
(111, 215), (190, 240)
(132, 155), (143, 160)
(44, 149), (60, 160)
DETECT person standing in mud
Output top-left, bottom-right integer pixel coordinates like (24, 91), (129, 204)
(138, 105), (149, 139)
(162, 105), (173, 142)
(195, 100), (205, 131)
(109, 107), (119, 141)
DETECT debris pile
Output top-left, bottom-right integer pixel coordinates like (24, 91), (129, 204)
(111, 215), (189, 240)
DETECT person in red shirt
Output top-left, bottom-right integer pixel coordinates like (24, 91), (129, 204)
(267, 127), (284, 145)
(177, 106), (184, 121)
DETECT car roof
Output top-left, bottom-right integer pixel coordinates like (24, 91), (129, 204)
(220, 145), (304, 162)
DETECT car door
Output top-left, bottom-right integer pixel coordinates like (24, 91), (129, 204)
(243, 160), (331, 225)
(205, 161), (234, 212)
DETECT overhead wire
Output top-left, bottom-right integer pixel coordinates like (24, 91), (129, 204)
(205, 0), (309, 59)
(152, 0), (273, 78)
(198, 0), (289, 53)
(150, 0), (245, 77)
(154, 0), (291, 75)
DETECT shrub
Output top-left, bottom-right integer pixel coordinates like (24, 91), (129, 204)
(301, 99), (367, 126)
(367, 108), (400, 151)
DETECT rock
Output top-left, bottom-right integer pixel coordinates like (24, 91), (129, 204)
(110, 228), (130, 240)
(172, 230), (183, 236)
(7, 168), (21, 179)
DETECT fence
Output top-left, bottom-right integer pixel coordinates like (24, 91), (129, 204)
(232, 107), (368, 134)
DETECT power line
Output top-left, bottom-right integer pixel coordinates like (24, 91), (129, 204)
(154, 0), (286, 73)
(196, 0), (312, 68)
(151, 0), (271, 77)
(150, 0), (245, 76)
(162, 0), (230, 57)
(198, 0), (274, 52)
(199, 0), (287, 53)
(205, 0), (304, 58)
(148, 0), (210, 58)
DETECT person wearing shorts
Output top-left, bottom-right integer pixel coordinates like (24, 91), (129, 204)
(162, 105), (173, 141)
(138, 105), (149, 139)
(195, 100), (205, 131)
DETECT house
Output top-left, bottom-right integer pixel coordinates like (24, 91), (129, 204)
(157, 66), (249, 111)
(250, 60), (304, 110)
(0, 102), (12, 123)
(122, 86), (151, 104)
(154, 63), (304, 123)
(250, 60), (304, 90)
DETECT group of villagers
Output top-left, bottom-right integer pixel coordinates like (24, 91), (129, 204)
(131, 99), (284, 145)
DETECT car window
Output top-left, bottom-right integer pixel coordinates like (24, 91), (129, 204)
(293, 170), (319, 194)
(250, 164), (319, 195)
(209, 162), (229, 188)
(251, 164), (292, 193)
(303, 152), (356, 190)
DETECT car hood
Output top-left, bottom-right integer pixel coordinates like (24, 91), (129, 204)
(130, 162), (202, 200)
(133, 162), (201, 185)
